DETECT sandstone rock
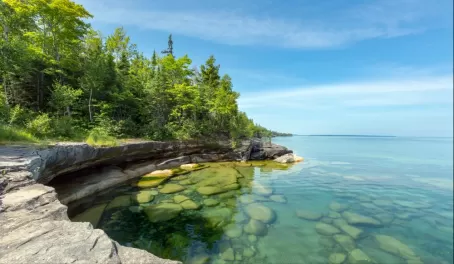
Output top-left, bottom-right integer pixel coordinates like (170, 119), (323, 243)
(202, 207), (233, 228)
(294, 155), (304, 162)
(72, 203), (107, 228)
(243, 248), (256, 257)
(128, 206), (142, 213)
(269, 194), (287, 203)
(197, 186), (226, 195)
(348, 248), (374, 264)
(143, 203), (183, 223)
(329, 253), (346, 264)
(218, 191), (237, 199)
(328, 211), (341, 219)
(329, 201), (350, 212)
(173, 195), (190, 203)
(133, 190), (155, 203)
(160, 183), (186, 194)
(332, 218), (348, 228)
(333, 234), (356, 251)
(239, 195), (256, 204)
(148, 169), (173, 177)
(248, 235), (257, 243)
(220, 248), (235, 261)
(296, 210), (323, 221)
(342, 211), (381, 227)
(245, 203), (276, 223)
(274, 153), (295, 163)
(315, 222), (341, 236)
(321, 217), (334, 224)
(244, 219), (268, 236)
(374, 234), (418, 260)
(224, 224), (243, 238)
(181, 200), (201, 210)
(186, 254), (210, 264)
(203, 198), (220, 207)
(251, 182), (273, 196)
(180, 163), (200, 170)
(106, 195), (131, 210)
(339, 224), (363, 239)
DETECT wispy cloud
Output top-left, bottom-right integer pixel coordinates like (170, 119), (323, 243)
(238, 75), (453, 110)
(75, 0), (451, 48)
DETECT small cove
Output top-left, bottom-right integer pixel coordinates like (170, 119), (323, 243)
(68, 136), (453, 264)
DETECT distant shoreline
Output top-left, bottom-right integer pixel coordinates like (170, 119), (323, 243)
(293, 135), (396, 137)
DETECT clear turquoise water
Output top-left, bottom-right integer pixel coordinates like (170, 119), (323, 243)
(70, 136), (453, 264)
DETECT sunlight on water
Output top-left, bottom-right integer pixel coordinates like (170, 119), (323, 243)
(70, 137), (453, 264)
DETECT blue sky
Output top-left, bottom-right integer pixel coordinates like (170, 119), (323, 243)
(75, 0), (453, 137)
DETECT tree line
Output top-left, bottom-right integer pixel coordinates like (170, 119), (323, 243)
(0, 0), (279, 143)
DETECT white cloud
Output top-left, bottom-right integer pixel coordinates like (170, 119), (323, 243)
(74, 0), (451, 48)
(238, 75), (453, 110)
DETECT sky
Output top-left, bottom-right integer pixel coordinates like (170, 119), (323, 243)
(74, 0), (453, 137)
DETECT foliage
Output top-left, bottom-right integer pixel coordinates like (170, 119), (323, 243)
(85, 127), (118, 147)
(0, 0), (279, 144)
(26, 113), (51, 137)
(0, 125), (38, 143)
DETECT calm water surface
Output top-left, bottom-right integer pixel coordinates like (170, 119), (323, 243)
(70, 136), (454, 264)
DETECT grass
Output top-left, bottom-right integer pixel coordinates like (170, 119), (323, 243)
(85, 129), (119, 147)
(0, 125), (39, 144)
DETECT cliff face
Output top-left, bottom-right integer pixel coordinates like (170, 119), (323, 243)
(0, 139), (291, 264)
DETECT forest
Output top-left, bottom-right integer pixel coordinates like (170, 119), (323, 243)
(0, 0), (283, 145)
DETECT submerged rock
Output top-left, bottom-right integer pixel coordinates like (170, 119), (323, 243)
(321, 217), (334, 224)
(143, 203), (183, 223)
(328, 211), (341, 219)
(224, 224), (243, 238)
(342, 211), (382, 227)
(248, 235), (257, 243)
(245, 203), (276, 223)
(105, 195), (131, 210)
(72, 203), (107, 228)
(160, 183), (186, 194)
(244, 219), (268, 236)
(197, 186), (226, 195)
(348, 248), (374, 264)
(329, 253), (346, 264)
(133, 190), (155, 203)
(374, 234), (418, 260)
(220, 248), (235, 261)
(339, 223), (363, 240)
(315, 222), (341, 236)
(181, 200), (201, 210)
(203, 198), (220, 207)
(173, 195), (190, 203)
(333, 234), (356, 251)
(202, 207), (233, 228)
(269, 194), (287, 203)
(329, 201), (350, 212)
(243, 247), (256, 257)
(296, 210), (323, 221)
(252, 182), (273, 196)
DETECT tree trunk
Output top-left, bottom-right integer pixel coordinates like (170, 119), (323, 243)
(88, 87), (93, 122)
(3, 74), (8, 106)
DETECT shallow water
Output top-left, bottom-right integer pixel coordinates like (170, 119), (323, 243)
(70, 136), (453, 264)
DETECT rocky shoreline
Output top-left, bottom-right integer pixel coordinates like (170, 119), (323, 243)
(0, 139), (292, 264)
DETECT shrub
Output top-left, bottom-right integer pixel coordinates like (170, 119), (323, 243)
(8, 105), (31, 127)
(85, 127), (118, 147)
(0, 125), (38, 143)
(26, 113), (51, 138)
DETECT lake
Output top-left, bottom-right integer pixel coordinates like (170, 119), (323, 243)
(70, 136), (454, 264)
